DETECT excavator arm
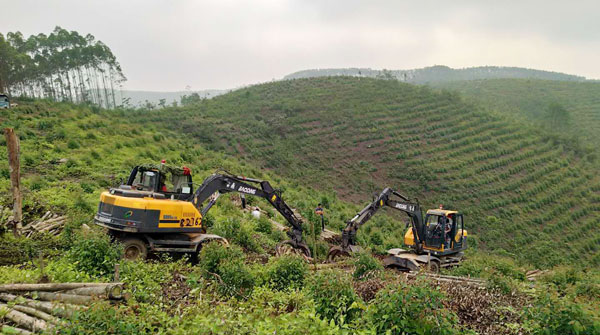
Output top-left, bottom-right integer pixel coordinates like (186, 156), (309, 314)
(329, 188), (424, 260)
(192, 172), (310, 256)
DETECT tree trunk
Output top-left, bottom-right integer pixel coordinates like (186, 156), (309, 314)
(0, 282), (122, 292)
(1, 325), (33, 335)
(12, 304), (62, 324)
(0, 293), (77, 318)
(63, 284), (123, 300)
(4, 128), (22, 236)
(32, 292), (92, 305)
(0, 303), (49, 332)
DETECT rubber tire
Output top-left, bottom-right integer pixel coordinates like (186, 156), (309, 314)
(427, 260), (441, 273)
(121, 238), (148, 261)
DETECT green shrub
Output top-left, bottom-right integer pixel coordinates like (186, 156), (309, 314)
(255, 216), (272, 234)
(68, 232), (121, 277)
(198, 242), (244, 275)
(249, 286), (312, 315)
(266, 255), (308, 291)
(353, 252), (382, 280)
(365, 282), (463, 335)
(217, 259), (255, 298)
(540, 266), (582, 293)
(525, 293), (600, 335)
(198, 243), (254, 298)
(58, 303), (148, 335)
(212, 218), (261, 252)
(306, 269), (362, 325)
(202, 213), (215, 229)
(67, 139), (80, 149)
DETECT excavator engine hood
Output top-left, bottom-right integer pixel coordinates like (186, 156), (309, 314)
(94, 191), (204, 234)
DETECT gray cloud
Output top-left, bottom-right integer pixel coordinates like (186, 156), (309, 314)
(2, 0), (598, 91)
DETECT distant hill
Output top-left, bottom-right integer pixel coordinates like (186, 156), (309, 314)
(434, 79), (600, 145)
(117, 89), (228, 107)
(284, 66), (587, 83)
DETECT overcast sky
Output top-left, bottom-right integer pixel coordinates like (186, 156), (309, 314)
(2, 0), (599, 91)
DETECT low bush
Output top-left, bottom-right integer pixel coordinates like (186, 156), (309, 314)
(306, 269), (362, 325)
(249, 286), (312, 315)
(266, 255), (308, 291)
(365, 282), (464, 335)
(353, 252), (382, 280)
(255, 216), (272, 234)
(58, 303), (149, 335)
(217, 259), (255, 298)
(212, 218), (261, 252)
(198, 242), (244, 275)
(198, 243), (254, 298)
(524, 293), (600, 335)
(68, 232), (121, 277)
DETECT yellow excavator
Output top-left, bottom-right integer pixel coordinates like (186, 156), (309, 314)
(94, 163), (311, 259)
(327, 188), (467, 272)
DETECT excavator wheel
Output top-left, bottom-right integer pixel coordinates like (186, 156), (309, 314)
(425, 260), (441, 273)
(120, 237), (148, 261)
(326, 246), (351, 263)
(275, 240), (311, 259)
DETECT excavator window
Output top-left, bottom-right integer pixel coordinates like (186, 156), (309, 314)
(133, 170), (158, 191)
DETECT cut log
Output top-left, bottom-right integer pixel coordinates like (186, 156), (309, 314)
(37, 221), (65, 233)
(0, 293), (77, 318)
(32, 216), (67, 231)
(12, 304), (62, 324)
(1, 325), (33, 335)
(32, 292), (92, 305)
(40, 211), (52, 222)
(0, 303), (48, 332)
(0, 282), (122, 292)
(62, 284), (123, 300)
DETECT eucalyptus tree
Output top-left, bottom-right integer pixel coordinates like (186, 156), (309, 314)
(0, 27), (126, 108)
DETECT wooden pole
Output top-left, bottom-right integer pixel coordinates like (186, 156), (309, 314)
(4, 128), (22, 236)
(114, 263), (120, 282)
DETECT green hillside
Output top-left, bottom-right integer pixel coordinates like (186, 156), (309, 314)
(1, 96), (599, 334)
(143, 77), (600, 268)
(434, 79), (600, 145)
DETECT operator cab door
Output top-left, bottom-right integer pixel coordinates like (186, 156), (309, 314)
(424, 214), (445, 249)
(453, 214), (464, 250)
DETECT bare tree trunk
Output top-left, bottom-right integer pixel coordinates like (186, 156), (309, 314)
(109, 69), (117, 108)
(4, 128), (22, 236)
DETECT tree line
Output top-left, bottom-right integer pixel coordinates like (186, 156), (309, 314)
(0, 26), (126, 108)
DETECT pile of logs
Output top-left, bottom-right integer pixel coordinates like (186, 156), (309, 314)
(0, 207), (66, 237)
(0, 282), (125, 334)
(22, 211), (67, 237)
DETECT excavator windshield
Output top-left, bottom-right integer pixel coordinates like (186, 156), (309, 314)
(133, 170), (158, 191)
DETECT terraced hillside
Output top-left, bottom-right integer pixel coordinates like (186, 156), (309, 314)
(434, 79), (600, 145)
(146, 77), (600, 267)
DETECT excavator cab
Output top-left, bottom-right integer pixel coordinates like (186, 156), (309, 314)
(405, 209), (467, 255)
(126, 164), (193, 200)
